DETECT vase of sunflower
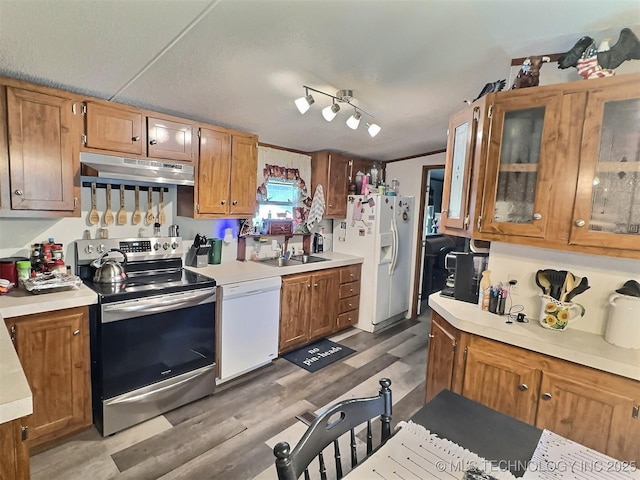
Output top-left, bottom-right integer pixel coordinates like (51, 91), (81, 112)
(538, 294), (585, 331)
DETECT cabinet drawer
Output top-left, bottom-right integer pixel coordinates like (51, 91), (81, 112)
(340, 265), (361, 283)
(339, 295), (359, 314)
(267, 221), (293, 235)
(337, 309), (359, 329)
(339, 281), (360, 299)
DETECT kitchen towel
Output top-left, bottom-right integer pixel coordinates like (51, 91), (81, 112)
(306, 184), (325, 230)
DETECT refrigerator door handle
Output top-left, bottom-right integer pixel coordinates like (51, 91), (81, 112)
(390, 219), (399, 274)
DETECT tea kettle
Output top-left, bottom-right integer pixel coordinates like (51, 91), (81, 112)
(92, 249), (128, 283)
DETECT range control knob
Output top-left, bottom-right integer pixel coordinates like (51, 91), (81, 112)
(154, 242), (161, 251)
(162, 243), (169, 250)
(97, 244), (106, 253)
(84, 245), (94, 254)
(171, 242), (178, 249)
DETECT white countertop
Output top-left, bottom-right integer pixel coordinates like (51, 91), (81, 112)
(0, 284), (97, 424)
(0, 283), (98, 319)
(429, 293), (640, 381)
(185, 251), (363, 286)
(0, 314), (32, 424)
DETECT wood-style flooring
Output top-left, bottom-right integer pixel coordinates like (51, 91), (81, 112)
(30, 311), (431, 480)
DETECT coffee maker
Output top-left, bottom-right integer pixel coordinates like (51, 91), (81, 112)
(440, 251), (488, 304)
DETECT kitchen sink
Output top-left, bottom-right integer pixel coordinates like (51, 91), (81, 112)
(259, 255), (329, 267)
(260, 258), (303, 267)
(291, 255), (328, 264)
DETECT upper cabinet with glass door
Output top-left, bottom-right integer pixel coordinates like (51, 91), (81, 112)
(477, 90), (562, 239)
(570, 79), (640, 251)
(440, 97), (489, 237)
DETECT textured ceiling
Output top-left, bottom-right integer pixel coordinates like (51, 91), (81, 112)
(1, 0), (639, 161)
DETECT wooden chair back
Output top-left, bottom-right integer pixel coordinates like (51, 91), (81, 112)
(273, 378), (392, 480)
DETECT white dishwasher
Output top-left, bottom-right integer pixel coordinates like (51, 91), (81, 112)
(218, 276), (282, 384)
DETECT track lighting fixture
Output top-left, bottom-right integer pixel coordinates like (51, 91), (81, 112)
(294, 85), (381, 136)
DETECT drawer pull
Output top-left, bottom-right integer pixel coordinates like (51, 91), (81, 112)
(542, 392), (552, 401)
(519, 384), (528, 392)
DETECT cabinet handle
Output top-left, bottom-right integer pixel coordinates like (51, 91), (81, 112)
(350, 273), (354, 277)
(221, 200), (226, 205)
(329, 204), (333, 208)
(519, 384), (528, 392)
(232, 200), (238, 205)
(73, 330), (80, 336)
(14, 189), (23, 196)
(428, 334), (435, 338)
(307, 284), (311, 288)
(21, 426), (28, 441)
(575, 219), (586, 227)
(542, 392), (552, 401)
(533, 213), (542, 220)
(441, 210), (448, 216)
(314, 283), (318, 287)
(149, 139), (157, 145)
(132, 136), (140, 141)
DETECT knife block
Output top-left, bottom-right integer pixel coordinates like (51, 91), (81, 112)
(186, 245), (210, 268)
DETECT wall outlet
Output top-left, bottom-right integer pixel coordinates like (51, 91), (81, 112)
(508, 275), (521, 296)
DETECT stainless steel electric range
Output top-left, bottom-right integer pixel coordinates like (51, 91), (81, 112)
(76, 237), (217, 436)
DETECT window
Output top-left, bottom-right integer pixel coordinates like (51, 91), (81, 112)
(256, 180), (299, 220)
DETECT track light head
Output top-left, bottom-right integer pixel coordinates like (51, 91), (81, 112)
(322, 102), (340, 122)
(346, 111), (362, 130)
(295, 87), (315, 114)
(367, 123), (381, 137)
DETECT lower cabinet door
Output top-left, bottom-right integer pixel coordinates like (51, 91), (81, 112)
(279, 274), (311, 353)
(536, 371), (640, 463)
(0, 417), (29, 480)
(425, 316), (458, 403)
(308, 270), (338, 340)
(462, 346), (540, 424)
(12, 307), (91, 447)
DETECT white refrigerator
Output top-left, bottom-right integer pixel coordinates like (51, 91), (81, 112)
(333, 194), (415, 332)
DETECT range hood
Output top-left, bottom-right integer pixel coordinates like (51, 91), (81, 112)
(80, 152), (195, 186)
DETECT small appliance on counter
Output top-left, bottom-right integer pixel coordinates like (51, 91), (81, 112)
(186, 234), (210, 268)
(312, 232), (324, 253)
(440, 251), (488, 304)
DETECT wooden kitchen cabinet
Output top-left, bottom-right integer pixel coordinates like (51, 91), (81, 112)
(0, 417), (29, 480)
(5, 307), (91, 449)
(440, 97), (489, 236)
(425, 311), (640, 463)
(147, 116), (195, 162)
(440, 73), (640, 258)
(461, 337), (540, 424)
(569, 80), (640, 251)
(311, 151), (351, 218)
(83, 101), (144, 155)
(280, 266), (360, 354)
(424, 313), (460, 403)
(177, 127), (257, 218)
(1, 86), (80, 216)
(336, 264), (361, 330)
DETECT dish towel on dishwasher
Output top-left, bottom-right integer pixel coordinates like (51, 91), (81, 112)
(306, 184), (325, 230)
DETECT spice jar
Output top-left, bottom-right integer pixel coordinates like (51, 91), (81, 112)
(16, 261), (31, 287)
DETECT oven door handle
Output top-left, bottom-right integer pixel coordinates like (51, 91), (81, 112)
(103, 289), (215, 314)
(106, 365), (215, 405)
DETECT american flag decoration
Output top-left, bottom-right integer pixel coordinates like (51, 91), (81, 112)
(576, 43), (615, 79)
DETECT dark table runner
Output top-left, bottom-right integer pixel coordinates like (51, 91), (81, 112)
(410, 390), (543, 477)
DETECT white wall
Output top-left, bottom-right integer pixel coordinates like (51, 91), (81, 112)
(385, 152), (446, 318)
(488, 242), (640, 335)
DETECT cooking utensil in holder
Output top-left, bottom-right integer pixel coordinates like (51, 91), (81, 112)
(186, 244), (210, 268)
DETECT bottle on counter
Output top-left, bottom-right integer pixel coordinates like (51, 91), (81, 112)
(16, 260), (31, 287)
(479, 270), (491, 311)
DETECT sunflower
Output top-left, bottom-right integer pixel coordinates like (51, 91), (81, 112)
(545, 315), (557, 326)
(557, 309), (570, 322)
(545, 302), (558, 313)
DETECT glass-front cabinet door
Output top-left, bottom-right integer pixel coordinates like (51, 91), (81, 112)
(479, 92), (561, 238)
(441, 107), (476, 233)
(570, 83), (640, 251)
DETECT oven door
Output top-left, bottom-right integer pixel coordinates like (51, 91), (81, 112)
(99, 287), (216, 400)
